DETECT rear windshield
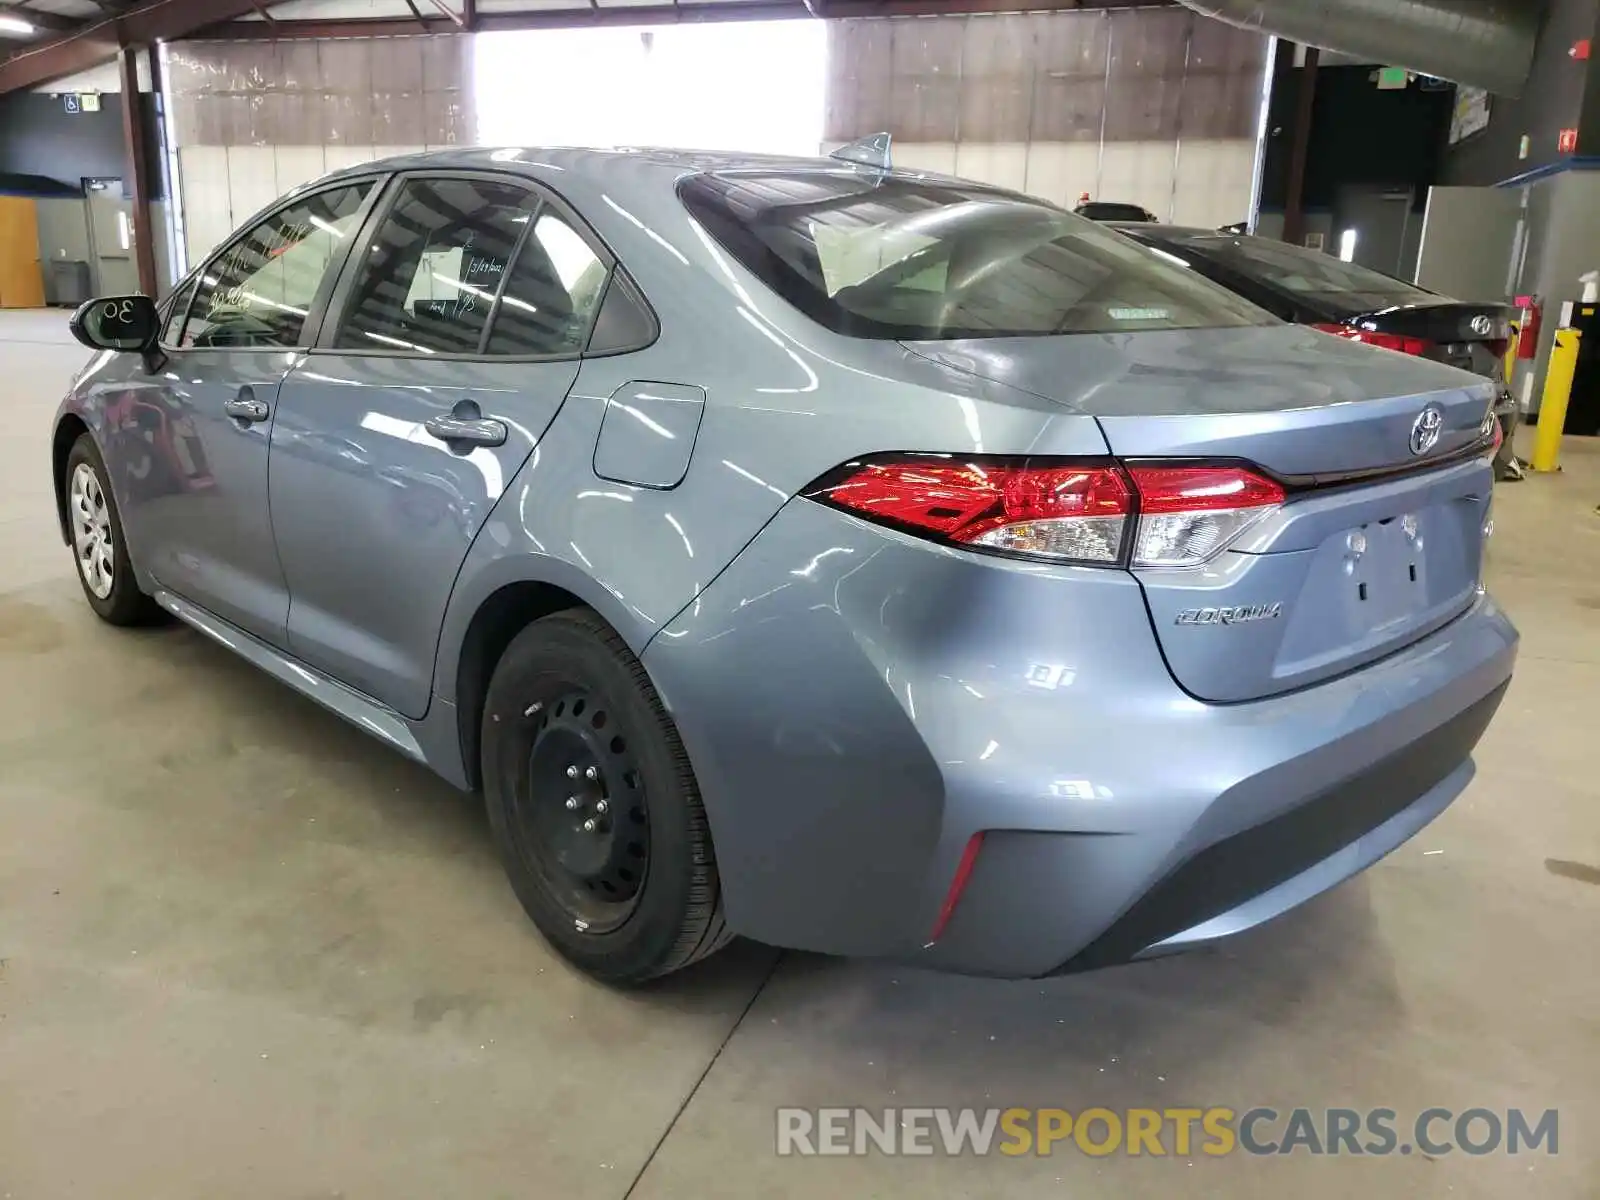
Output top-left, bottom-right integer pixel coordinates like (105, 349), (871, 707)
(1167, 233), (1435, 315)
(678, 172), (1274, 340)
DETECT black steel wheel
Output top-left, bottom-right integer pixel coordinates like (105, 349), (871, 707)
(481, 608), (731, 983)
(514, 687), (651, 934)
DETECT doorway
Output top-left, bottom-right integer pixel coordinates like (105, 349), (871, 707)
(83, 177), (138, 295)
(1332, 184), (1418, 280)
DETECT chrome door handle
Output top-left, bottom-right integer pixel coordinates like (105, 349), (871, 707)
(223, 396), (270, 423)
(424, 413), (508, 448)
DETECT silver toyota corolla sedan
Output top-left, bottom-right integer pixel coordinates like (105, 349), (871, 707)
(51, 144), (1517, 984)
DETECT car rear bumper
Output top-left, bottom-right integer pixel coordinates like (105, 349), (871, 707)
(1048, 681), (1502, 973)
(644, 500), (1518, 978)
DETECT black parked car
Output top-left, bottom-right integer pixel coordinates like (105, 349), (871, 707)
(1111, 224), (1523, 480)
(1074, 200), (1158, 223)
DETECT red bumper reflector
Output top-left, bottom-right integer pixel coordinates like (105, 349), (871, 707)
(929, 832), (985, 943)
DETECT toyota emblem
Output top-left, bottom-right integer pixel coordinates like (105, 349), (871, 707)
(1469, 314), (1494, 336)
(1410, 405), (1444, 456)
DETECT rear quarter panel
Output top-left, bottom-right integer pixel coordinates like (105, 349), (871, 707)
(429, 162), (1110, 705)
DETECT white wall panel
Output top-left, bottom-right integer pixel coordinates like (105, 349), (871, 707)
(890, 142), (958, 175)
(177, 146), (233, 264)
(323, 145), (381, 172)
(1098, 142), (1178, 221)
(225, 146), (281, 230)
(892, 137), (1254, 227)
(953, 142), (1029, 193)
(1017, 143), (1099, 208)
(274, 146), (329, 194)
(1172, 138), (1258, 228)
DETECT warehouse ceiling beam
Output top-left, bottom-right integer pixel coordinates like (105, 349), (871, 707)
(210, 0), (1172, 39)
(0, 4), (81, 34)
(0, 0), (266, 94)
(423, 0), (465, 25)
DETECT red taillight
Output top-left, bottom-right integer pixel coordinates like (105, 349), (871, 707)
(807, 457), (1133, 563)
(1126, 465), (1285, 512)
(806, 457), (1284, 569)
(1312, 322), (1431, 356)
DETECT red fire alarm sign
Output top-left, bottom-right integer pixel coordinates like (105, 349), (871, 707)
(1559, 128), (1579, 153)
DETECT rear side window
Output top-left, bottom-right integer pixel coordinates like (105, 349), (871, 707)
(1170, 234), (1434, 315)
(678, 172), (1272, 340)
(483, 209), (608, 356)
(333, 177), (532, 356)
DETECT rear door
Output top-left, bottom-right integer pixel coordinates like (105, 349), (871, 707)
(268, 172), (612, 717)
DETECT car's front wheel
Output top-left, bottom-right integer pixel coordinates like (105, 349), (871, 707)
(481, 608), (731, 983)
(64, 434), (163, 625)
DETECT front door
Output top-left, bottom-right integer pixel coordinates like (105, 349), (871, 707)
(269, 174), (611, 716)
(134, 178), (378, 643)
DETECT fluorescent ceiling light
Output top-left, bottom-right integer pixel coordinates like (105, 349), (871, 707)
(0, 16), (36, 34)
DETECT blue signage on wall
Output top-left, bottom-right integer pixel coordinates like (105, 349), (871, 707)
(62, 94), (81, 115)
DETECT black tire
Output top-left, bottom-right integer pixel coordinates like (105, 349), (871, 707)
(63, 434), (164, 626)
(481, 608), (731, 984)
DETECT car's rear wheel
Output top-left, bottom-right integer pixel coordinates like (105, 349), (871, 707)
(481, 608), (730, 983)
(64, 434), (163, 626)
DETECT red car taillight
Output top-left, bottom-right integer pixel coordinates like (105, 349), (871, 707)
(1312, 322), (1431, 356)
(804, 456), (1284, 569)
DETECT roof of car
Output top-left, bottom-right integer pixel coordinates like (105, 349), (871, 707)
(1106, 222), (1223, 239)
(314, 145), (956, 188)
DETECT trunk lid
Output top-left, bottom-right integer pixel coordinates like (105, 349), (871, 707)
(904, 324), (1497, 701)
(1343, 300), (1516, 384)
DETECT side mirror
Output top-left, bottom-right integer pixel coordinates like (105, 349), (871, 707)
(70, 295), (160, 351)
(70, 295), (165, 373)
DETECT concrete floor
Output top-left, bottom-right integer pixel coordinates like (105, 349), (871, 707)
(1, 307), (1595, 1198)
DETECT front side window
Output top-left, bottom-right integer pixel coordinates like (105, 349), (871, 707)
(161, 275), (198, 346)
(679, 172), (1274, 340)
(333, 177), (535, 356)
(182, 181), (373, 350)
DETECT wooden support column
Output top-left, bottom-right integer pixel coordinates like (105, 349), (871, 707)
(119, 46), (158, 297)
(1281, 45), (1318, 249)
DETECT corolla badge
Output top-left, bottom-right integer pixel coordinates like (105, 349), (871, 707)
(1175, 603), (1282, 626)
(1410, 404), (1444, 456)
(1469, 314), (1495, 336)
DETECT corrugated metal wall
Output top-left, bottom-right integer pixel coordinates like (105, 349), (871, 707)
(165, 13), (1268, 265)
(165, 36), (474, 265)
(826, 9), (1268, 227)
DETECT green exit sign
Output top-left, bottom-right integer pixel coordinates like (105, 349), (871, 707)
(1376, 66), (1410, 89)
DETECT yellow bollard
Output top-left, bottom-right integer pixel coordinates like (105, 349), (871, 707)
(1531, 327), (1582, 472)
(1503, 321), (1519, 384)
